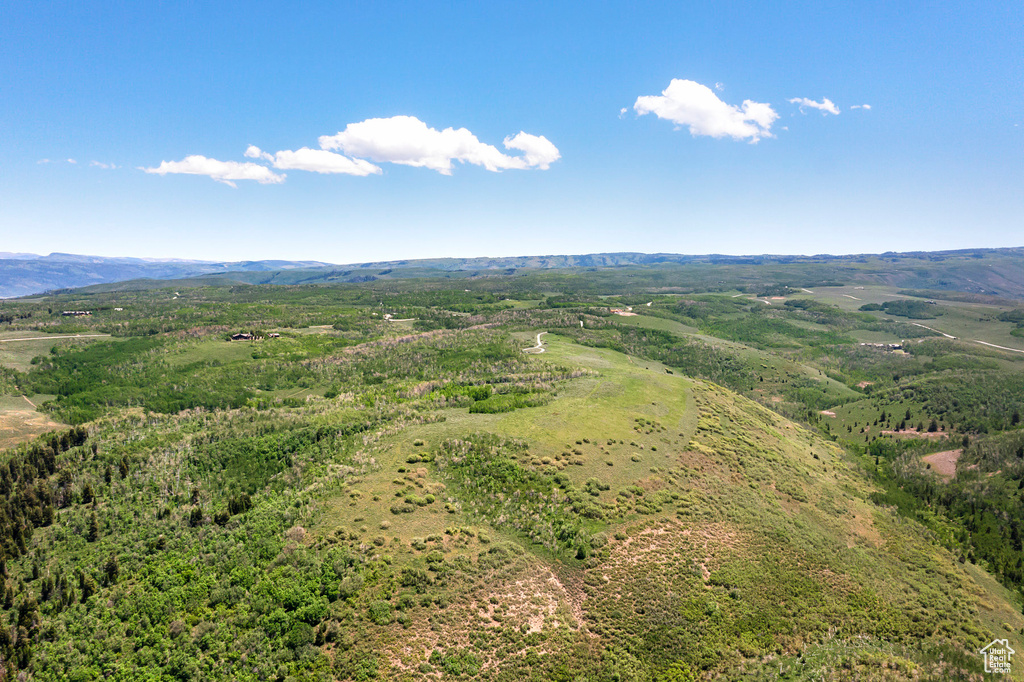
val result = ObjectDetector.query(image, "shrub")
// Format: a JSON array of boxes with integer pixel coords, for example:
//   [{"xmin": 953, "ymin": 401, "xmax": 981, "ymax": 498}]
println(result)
[{"xmin": 367, "ymin": 600, "xmax": 392, "ymax": 625}]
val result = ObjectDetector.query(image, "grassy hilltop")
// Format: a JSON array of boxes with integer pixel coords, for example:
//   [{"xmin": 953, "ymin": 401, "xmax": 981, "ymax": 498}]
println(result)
[{"xmin": 0, "ymin": 254, "xmax": 1022, "ymax": 680}]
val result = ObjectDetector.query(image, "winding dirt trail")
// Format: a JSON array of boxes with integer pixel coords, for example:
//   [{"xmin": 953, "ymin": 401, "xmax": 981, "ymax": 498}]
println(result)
[
  {"xmin": 908, "ymin": 323, "xmax": 1024, "ymax": 354},
  {"xmin": 523, "ymin": 332, "xmax": 547, "ymax": 353},
  {"xmin": 972, "ymin": 339, "xmax": 1024, "ymax": 354},
  {"xmin": 910, "ymin": 323, "xmax": 955, "ymax": 339}
]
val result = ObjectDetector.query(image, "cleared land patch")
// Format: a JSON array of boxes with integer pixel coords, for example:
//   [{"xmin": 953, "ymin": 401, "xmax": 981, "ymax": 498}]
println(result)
[
  {"xmin": 922, "ymin": 448, "xmax": 962, "ymax": 480},
  {"xmin": 0, "ymin": 331, "xmax": 113, "ymax": 372},
  {"xmin": 0, "ymin": 394, "xmax": 63, "ymax": 450}
]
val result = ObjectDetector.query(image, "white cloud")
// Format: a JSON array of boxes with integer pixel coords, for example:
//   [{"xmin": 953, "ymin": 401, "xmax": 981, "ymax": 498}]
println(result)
[
  {"xmin": 319, "ymin": 115, "xmax": 558, "ymax": 174},
  {"xmin": 714, "ymin": 82, "xmax": 724, "ymax": 92},
  {"xmin": 850, "ymin": 104, "xmax": 872, "ymax": 110},
  {"xmin": 244, "ymin": 145, "xmax": 274, "ymax": 162},
  {"xmin": 271, "ymin": 148, "xmax": 381, "ymax": 176},
  {"xmin": 789, "ymin": 97, "xmax": 840, "ymax": 115},
  {"xmin": 633, "ymin": 79, "xmax": 778, "ymax": 142},
  {"xmin": 503, "ymin": 132, "xmax": 560, "ymax": 170},
  {"xmin": 67, "ymin": 158, "xmax": 77, "ymax": 164},
  {"xmin": 619, "ymin": 107, "xmax": 627, "ymax": 118},
  {"xmin": 142, "ymin": 155, "xmax": 285, "ymax": 187},
  {"xmin": 37, "ymin": 159, "xmax": 51, "ymax": 164},
  {"xmin": 90, "ymin": 161, "xmax": 117, "ymax": 170},
  {"xmin": 145, "ymin": 117, "xmax": 558, "ymax": 186}
]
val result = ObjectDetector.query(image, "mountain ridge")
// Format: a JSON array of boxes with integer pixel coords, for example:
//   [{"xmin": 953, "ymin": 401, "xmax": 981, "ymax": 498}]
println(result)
[{"xmin": 2, "ymin": 246, "xmax": 1023, "ymax": 299}]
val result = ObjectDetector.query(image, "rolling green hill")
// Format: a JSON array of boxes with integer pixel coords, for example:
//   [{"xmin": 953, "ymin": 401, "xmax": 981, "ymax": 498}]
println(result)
[{"xmin": 0, "ymin": 259, "xmax": 1022, "ymax": 679}]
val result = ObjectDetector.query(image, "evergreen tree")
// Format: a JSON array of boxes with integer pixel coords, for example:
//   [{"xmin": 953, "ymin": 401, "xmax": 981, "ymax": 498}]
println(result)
[{"xmin": 103, "ymin": 554, "xmax": 119, "ymax": 585}]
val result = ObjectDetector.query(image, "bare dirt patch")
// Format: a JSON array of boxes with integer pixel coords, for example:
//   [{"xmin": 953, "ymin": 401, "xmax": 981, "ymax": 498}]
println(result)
[
  {"xmin": 0, "ymin": 408, "xmax": 63, "ymax": 451},
  {"xmin": 819, "ymin": 410, "xmax": 836, "ymax": 417},
  {"xmin": 922, "ymin": 449, "xmax": 962, "ymax": 481},
  {"xmin": 880, "ymin": 428, "xmax": 947, "ymax": 439},
  {"xmin": 381, "ymin": 559, "xmax": 585, "ymax": 674},
  {"xmin": 856, "ymin": 381, "xmax": 873, "ymax": 389}
]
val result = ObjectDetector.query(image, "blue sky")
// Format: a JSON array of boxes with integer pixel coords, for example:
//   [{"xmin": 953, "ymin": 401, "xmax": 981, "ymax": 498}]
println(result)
[{"xmin": 1, "ymin": 1, "xmax": 1021, "ymax": 262}]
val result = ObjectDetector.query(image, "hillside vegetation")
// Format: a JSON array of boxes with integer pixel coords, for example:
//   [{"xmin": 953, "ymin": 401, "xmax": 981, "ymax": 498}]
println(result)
[{"xmin": 0, "ymin": 256, "xmax": 1022, "ymax": 680}]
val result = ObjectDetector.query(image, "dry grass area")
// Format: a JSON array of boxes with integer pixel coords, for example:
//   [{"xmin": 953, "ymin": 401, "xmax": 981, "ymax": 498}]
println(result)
[
  {"xmin": 0, "ymin": 396, "xmax": 62, "ymax": 450},
  {"xmin": 381, "ymin": 553, "xmax": 584, "ymax": 675},
  {"xmin": 879, "ymin": 428, "xmax": 947, "ymax": 439},
  {"xmin": 922, "ymin": 448, "xmax": 962, "ymax": 480}
]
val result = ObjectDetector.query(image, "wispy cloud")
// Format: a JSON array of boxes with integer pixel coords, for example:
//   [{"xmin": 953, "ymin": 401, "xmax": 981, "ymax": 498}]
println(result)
[
  {"xmin": 271, "ymin": 148, "xmax": 381, "ymax": 176},
  {"xmin": 141, "ymin": 155, "xmax": 285, "ymax": 188},
  {"xmin": 633, "ymin": 79, "xmax": 777, "ymax": 142},
  {"xmin": 789, "ymin": 97, "xmax": 840, "ymax": 115},
  {"xmin": 90, "ymin": 161, "xmax": 118, "ymax": 169},
  {"xmin": 245, "ymin": 144, "xmax": 380, "ymax": 176},
  {"xmin": 66, "ymin": 158, "xmax": 77, "ymax": 164},
  {"xmin": 319, "ymin": 116, "xmax": 559, "ymax": 174},
  {"xmin": 37, "ymin": 159, "xmax": 51, "ymax": 164},
  {"xmin": 850, "ymin": 104, "xmax": 872, "ymax": 110}
]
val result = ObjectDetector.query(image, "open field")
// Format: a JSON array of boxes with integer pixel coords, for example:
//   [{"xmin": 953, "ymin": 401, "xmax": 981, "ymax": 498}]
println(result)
[
  {"xmin": 787, "ymin": 285, "xmax": 1024, "ymax": 352},
  {"xmin": 0, "ymin": 393, "xmax": 62, "ymax": 450},
  {"xmin": 922, "ymin": 448, "xmax": 961, "ymax": 480},
  {"xmin": 0, "ymin": 331, "xmax": 113, "ymax": 372}
]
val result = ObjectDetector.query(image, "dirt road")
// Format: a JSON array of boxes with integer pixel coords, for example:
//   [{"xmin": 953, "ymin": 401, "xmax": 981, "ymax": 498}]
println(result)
[{"xmin": 523, "ymin": 332, "xmax": 547, "ymax": 353}]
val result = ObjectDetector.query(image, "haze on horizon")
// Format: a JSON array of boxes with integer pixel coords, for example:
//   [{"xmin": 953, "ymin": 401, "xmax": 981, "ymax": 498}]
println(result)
[{"xmin": 2, "ymin": 2, "xmax": 1022, "ymax": 263}]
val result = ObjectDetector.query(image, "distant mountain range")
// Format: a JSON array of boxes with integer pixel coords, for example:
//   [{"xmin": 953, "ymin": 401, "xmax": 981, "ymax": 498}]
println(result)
[
  {"xmin": 0, "ymin": 253, "xmax": 332, "ymax": 298},
  {"xmin": 2, "ymin": 247, "xmax": 1023, "ymax": 299}
]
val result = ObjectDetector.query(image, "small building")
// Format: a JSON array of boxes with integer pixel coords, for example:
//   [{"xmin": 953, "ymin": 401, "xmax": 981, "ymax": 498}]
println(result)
[
  {"xmin": 231, "ymin": 332, "xmax": 254, "ymax": 341},
  {"xmin": 268, "ymin": 333, "xmax": 281, "ymax": 338}
]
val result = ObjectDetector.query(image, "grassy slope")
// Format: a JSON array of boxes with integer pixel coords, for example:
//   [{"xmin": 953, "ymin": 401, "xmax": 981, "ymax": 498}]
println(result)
[
  {"xmin": 612, "ymin": 313, "xmax": 863, "ymax": 405},
  {"xmin": 314, "ymin": 334, "xmax": 1023, "ymax": 680}
]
